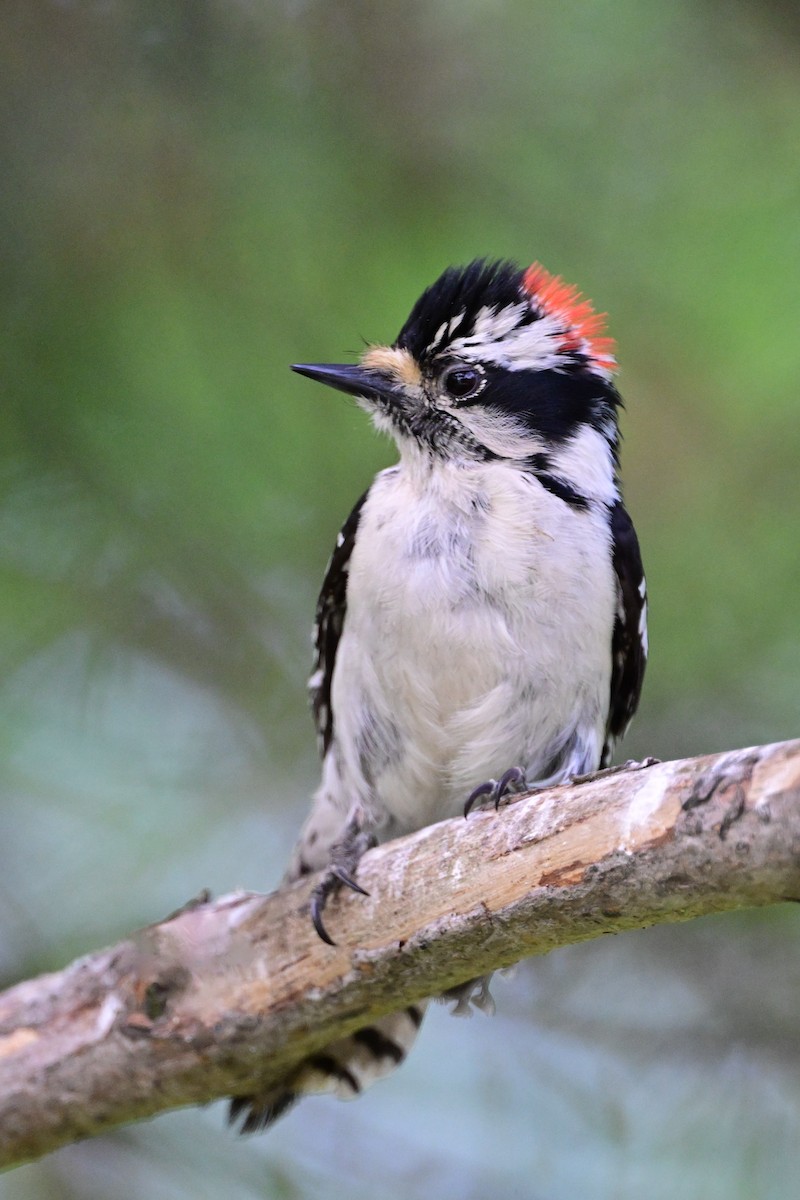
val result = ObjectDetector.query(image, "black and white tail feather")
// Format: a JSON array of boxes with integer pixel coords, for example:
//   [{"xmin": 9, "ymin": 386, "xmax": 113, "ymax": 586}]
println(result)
[{"xmin": 230, "ymin": 258, "xmax": 647, "ymax": 1131}]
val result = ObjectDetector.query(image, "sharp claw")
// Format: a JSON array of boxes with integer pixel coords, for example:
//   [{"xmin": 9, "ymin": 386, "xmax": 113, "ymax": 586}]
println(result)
[
  {"xmin": 310, "ymin": 891, "xmax": 337, "ymax": 946},
  {"xmin": 309, "ymin": 861, "xmax": 369, "ymax": 945},
  {"xmin": 464, "ymin": 780, "xmax": 496, "ymax": 818},
  {"xmin": 465, "ymin": 766, "xmax": 529, "ymax": 816},
  {"xmin": 331, "ymin": 867, "xmax": 370, "ymax": 896},
  {"xmin": 307, "ymin": 814, "xmax": 375, "ymax": 943},
  {"xmin": 495, "ymin": 766, "xmax": 527, "ymax": 808}
]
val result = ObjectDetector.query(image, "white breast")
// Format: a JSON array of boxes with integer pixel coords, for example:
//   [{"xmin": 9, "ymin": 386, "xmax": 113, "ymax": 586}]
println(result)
[{"xmin": 328, "ymin": 458, "xmax": 616, "ymax": 837}]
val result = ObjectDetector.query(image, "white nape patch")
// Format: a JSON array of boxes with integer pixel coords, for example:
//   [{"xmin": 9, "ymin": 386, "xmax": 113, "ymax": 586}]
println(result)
[
  {"xmin": 547, "ymin": 425, "xmax": 618, "ymax": 504},
  {"xmin": 467, "ymin": 302, "xmax": 529, "ymax": 344},
  {"xmin": 619, "ymin": 768, "xmax": 667, "ymax": 851},
  {"xmin": 449, "ymin": 304, "xmax": 614, "ymax": 379},
  {"xmin": 449, "ymin": 304, "xmax": 557, "ymax": 370}
]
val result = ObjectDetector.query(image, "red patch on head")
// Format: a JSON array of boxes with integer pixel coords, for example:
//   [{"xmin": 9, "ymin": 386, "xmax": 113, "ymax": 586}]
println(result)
[{"xmin": 522, "ymin": 262, "xmax": 616, "ymax": 372}]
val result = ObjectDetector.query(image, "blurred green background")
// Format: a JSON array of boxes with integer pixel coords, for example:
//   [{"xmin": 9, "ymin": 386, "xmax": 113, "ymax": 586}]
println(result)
[{"xmin": 2, "ymin": 2, "xmax": 799, "ymax": 1197}]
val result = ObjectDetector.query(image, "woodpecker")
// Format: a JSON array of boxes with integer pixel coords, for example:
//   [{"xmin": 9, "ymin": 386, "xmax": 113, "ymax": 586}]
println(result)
[{"xmin": 230, "ymin": 258, "xmax": 647, "ymax": 1131}]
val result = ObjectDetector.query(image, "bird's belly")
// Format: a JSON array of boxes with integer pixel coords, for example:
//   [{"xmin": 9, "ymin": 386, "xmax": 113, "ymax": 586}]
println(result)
[{"xmin": 331, "ymin": 486, "xmax": 615, "ymax": 835}]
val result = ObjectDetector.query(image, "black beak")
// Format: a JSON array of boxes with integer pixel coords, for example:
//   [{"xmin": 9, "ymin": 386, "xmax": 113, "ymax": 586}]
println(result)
[{"xmin": 291, "ymin": 363, "xmax": 395, "ymax": 402}]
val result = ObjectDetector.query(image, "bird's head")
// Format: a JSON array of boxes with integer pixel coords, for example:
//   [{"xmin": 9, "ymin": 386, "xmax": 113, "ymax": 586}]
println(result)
[{"xmin": 293, "ymin": 259, "xmax": 622, "ymax": 482}]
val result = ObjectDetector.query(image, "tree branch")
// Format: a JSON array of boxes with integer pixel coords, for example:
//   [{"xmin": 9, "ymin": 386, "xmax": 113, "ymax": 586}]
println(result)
[{"xmin": 2, "ymin": 739, "xmax": 800, "ymax": 1167}]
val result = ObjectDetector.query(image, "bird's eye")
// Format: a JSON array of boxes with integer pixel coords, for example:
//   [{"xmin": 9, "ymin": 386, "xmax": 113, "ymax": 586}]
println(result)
[{"xmin": 441, "ymin": 363, "xmax": 484, "ymax": 401}]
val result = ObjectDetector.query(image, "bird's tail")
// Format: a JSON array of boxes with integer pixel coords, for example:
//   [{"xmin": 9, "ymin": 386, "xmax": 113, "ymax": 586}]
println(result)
[{"xmin": 229, "ymin": 1002, "xmax": 427, "ymax": 1133}]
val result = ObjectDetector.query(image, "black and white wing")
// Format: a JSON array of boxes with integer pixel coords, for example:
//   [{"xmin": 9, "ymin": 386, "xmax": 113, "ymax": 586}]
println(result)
[
  {"xmin": 603, "ymin": 500, "xmax": 648, "ymax": 765},
  {"xmin": 309, "ymin": 490, "xmax": 369, "ymax": 757}
]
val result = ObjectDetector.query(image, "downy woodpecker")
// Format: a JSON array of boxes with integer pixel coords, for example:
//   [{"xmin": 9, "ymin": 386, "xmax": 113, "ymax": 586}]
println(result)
[{"xmin": 231, "ymin": 258, "xmax": 647, "ymax": 1130}]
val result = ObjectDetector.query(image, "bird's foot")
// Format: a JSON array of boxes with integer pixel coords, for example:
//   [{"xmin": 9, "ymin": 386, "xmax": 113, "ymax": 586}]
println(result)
[
  {"xmin": 464, "ymin": 766, "xmax": 529, "ymax": 818},
  {"xmin": 310, "ymin": 816, "xmax": 376, "ymax": 946},
  {"xmin": 441, "ymin": 974, "xmax": 496, "ymax": 1017}
]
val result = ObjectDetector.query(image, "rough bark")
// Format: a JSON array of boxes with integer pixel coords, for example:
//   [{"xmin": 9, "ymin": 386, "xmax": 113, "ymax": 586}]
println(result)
[{"xmin": 2, "ymin": 739, "xmax": 800, "ymax": 1168}]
